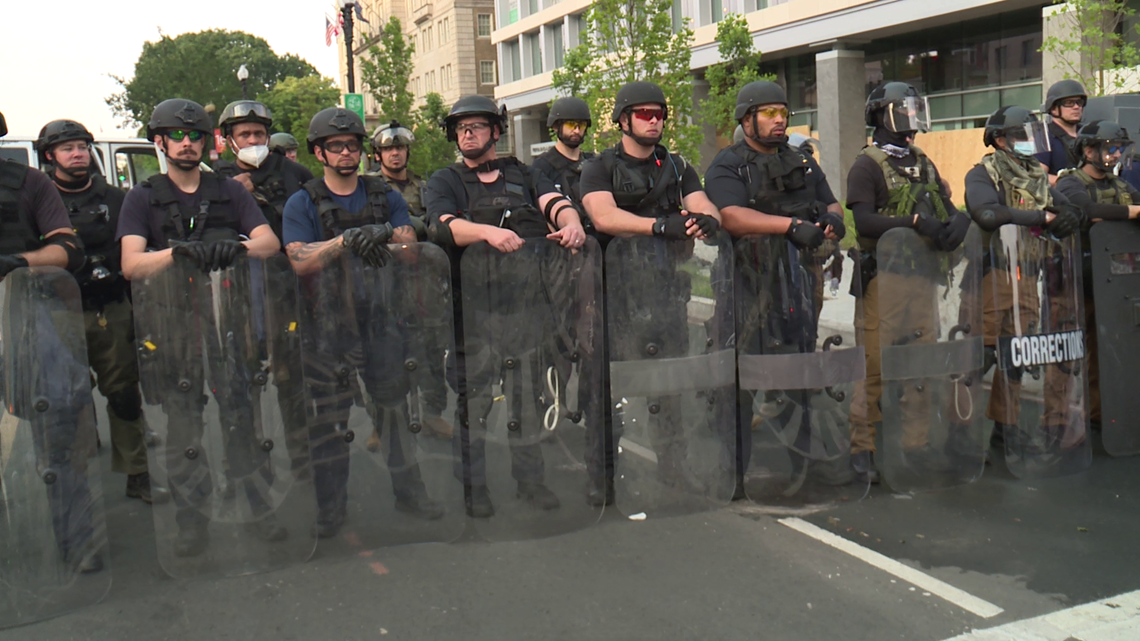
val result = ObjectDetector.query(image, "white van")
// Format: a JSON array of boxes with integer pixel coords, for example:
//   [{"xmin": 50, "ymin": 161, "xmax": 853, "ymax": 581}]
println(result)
[{"xmin": 0, "ymin": 136, "xmax": 166, "ymax": 189}]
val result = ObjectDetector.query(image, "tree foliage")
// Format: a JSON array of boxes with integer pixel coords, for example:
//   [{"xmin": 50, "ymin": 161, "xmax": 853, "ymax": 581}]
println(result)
[
  {"xmin": 701, "ymin": 14, "xmax": 773, "ymax": 139},
  {"xmin": 1041, "ymin": 0, "xmax": 1140, "ymax": 96},
  {"xmin": 260, "ymin": 75, "xmax": 341, "ymax": 175},
  {"xmin": 360, "ymin": 17, "xmax": 416, "ymax": 126},
  {"xmin": 410, "ymin": 93, "xmax": 457, "ymax": 178},
  {"xmin": 551, "ymin": 0, "xmax": 700, "ymax": 162},
  {"xmin": 107, "ymin": 29, "xmax": 317, "ymax": 130}
]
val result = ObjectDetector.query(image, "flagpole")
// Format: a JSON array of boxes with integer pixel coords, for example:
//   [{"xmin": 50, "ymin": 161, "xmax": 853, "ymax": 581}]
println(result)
[{"xmin": 338, "ymin": 0, "xmax": 356, "ymax": 94}]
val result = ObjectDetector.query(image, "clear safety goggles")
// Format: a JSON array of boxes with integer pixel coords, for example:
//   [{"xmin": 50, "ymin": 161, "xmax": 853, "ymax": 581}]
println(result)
[
  {"xmin": 227, "ymin": 102, "xmax": 272, "ymax": 121},
  {"xmin": 375, "ymin": 126, "xmax": 415, "ymax": 147},
  {"xmin": 1004, "ymin": 120, "xmax": 1051, "ymax": 156},
  {"xmin": 883, "ymin": 96, "xmax": 931, "ymax": 134}
]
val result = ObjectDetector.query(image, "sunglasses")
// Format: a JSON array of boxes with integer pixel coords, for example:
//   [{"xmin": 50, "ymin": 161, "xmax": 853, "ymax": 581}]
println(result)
[
  {"xmin": 1059, "ymin": 99, "xmax": 1085, "ymax": 109},
  {"xmin": 751, "ymin": 106, "xmax": 789, "ymax": 119},
  {"xmin": 457, "ymin": 122, "xmax": 492, "ymax": 136},
  {"xmin": 561, "ymin": 120, "xmax": 589, "ymax": 131},
  {"xmin": 323, "ymin": 139, "xmax": 363, "ymax": 154},
  {"xmin": 166, "ymin": 130, "xmax": 204, "ymax": 142},
  {"xmin": 1106, "ymin": 143, "xmax": 1129, "ymax": 155},
  {"xmin": 631, "ymin": 108, "xmax": 666, "ymax": 123}
]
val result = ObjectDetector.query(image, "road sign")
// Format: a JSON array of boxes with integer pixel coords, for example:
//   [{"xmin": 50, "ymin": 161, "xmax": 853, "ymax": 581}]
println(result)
[{"xmin": 344, "ymin": 93, "xmax": 365, "ymax": 123}]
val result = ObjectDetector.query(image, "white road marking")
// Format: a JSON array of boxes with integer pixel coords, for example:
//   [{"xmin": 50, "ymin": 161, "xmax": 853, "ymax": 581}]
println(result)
[
  {"xmin": 779, "ymin": 516, "xmax": 1004, "ymax": 619},
  {"xmin": 942, "ymin": 589, "xmax": 1140, "ymax": 640}
]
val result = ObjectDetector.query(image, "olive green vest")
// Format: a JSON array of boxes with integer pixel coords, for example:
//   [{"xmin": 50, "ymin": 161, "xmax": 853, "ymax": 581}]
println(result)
[{"xmin": 856, "ymin": 145, "xmax": 946, "ymax": 251}]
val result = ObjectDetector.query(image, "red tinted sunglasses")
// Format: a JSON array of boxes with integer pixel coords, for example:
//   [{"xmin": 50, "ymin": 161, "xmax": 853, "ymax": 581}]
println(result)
[{"xmin": 631, "ymin": 107, "xmax": 667, "ymax": 122}]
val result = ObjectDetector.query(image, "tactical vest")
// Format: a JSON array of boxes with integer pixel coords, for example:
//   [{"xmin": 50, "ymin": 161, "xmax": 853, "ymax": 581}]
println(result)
[
  {"xmin": 443, "ymin": 159, "xmax": 549, "ymax": 238},
  {"xmin": 303, "ymin": 175, "xmax": 391, "ymax": 241},
  {"xmin": 539, "ymin": 148, "xmax": 594, "ymax": 204},
  {"xmin": 857, "ymin": 145, "xmax": 946, "ymax": 251},
  {"xmin": 393, "ymin": 173, "xmax": 426, "ymax": 218},
  {"xmin": 215, "ymin": 154, "xmax": 300, "ymax": 240},
  {"xmin": 598, "ymin": 144, "xmax": 686, "ymax": 218},
  {"xmin": 0, "ymin": 161, "xmax": 43, "ymax": 255},
  {"xmin": 729, "ymin": 141, "xmax": 818, "ymax": 219},
  {"xmin": 1067, "ymin": 168, "xmax": 1134, "ymax": 206},
  {"xmin": 1049, "ymin": 121, "xmax": 1081, "ymax": 169},
  {"xmin": 61, "ymin": 177, "xmax": 119, "ymax": 258},
  {"xmin": 143, "ymin": 173, "xmax": 242, "ymax": 248}
]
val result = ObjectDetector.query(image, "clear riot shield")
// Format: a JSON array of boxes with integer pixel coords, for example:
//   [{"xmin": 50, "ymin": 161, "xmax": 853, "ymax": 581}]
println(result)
[
  {"xmin": 877, "ymin": 226, "xmax": 986, "ymax": 492},
  {"xmin": 735, "ymin": 236, "xmax": 867, "ymax": 505},
  {"xmin": 1090, "ymin": 222, "xmax": 1140, "ymax": 456},
  {"xmin": 458, "ymin": 238, "xmax": 604, "ymax": 540},
  {"xmin": 0, "ymin": 267, "xmax": 110, "ymax": 628},
  {"xmin": 988, "ymin": 227, "xmax": 1092, "ymax": 478},
  {"xmin": 606, "ymin": 234, "xmax": 736, "ymax": 517},
  {"xmin": 297, "ymin": 243, "xmax": 464, "ymax": 551},
  {"xmin": 132, "ymin": 253, "xmax": 317, "ymax": 578}
]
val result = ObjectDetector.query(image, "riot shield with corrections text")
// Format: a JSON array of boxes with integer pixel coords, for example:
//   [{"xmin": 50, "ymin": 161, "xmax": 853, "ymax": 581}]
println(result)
[
  {"xmin": 735, "ymin": 236, "xmax": 868, "ymax": 505},
  {"xmin": 0, "ymin": 267, "xmax": 111, "ymax": 629},
  {"xmin": 459, "ymin": 237, "xmax": 604, "ymax": 540},
  {"xmin": 988, "ymin": 227, "xmax": 1091, "ymax": 478},
  {"xmin": 297, "ymin": 243, "xmax": 464, "ymax": 552},
  {"xmin": 606, "ymin": 234, "xmax": 736, "ymax": 517},
  {"xmin": 877, "ymin": 226, "xmax": 986, "ymax": 492},
  {"xmin": 1090, "ymin": 222, "xmax": 1140, "ymax": 456},
  {"xmin": 133, "ymin": 253, "xmax": 317, "ymax": 578}
]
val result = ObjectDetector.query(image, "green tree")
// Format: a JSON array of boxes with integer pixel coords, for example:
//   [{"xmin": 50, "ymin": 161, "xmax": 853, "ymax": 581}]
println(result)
[
  {"xmin": 360, "ymin": 17, "xmax": 416, "ymax": 126},
  {"xmin": 1041, "ymin": 0, "xmax": 1140, "ymax": 96},
  {"xmin": 410, "ymin": 93, "xmax": 456, "ymax": 178},
  {"xmin": 551, "ymin": 0, "xmax": 700, "ymax": 162},
  {"xmin": 107, "ymin": 29, "xmax": 318, "ymax": 130},
  {"xmin": 260, "ymin": 75, "xmax": 341, "ymax": 175},
  {"xmin": 700, "ymin": 13, "xmax": 773, "ymax": 139}
]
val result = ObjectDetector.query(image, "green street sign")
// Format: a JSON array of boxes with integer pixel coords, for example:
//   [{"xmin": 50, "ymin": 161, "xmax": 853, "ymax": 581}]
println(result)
[{"xmin": 344, "ymin": 93, "xmax": 365, "ymax": 122}]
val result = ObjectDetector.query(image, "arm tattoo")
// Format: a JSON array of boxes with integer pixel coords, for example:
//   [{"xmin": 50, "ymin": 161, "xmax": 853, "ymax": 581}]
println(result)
[{"xmin": 286, "ymin": 241, "xmax": 339, "ymax": 267}]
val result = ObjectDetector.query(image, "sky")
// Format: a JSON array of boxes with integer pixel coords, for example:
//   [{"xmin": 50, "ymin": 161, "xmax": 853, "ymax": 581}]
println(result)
[{"xmin": 2, "ymin": 1, "xmax": 344, "ymax": 138}]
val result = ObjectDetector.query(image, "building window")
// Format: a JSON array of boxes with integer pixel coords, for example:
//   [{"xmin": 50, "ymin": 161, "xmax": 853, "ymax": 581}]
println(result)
[
  {"xmin": 425, "ymin": 25, "xmax": 433, "ymax": 51},
  {"xmin": 481, "ymin": 60, "xmax": 497, "ymax": 84},
  {"xmin": 551, "ymin": 22, "xmax": 564, "ymax": 68},
  {"xmin": 478, "ymin": 14, "xmax": 493, "ymax": 37}
]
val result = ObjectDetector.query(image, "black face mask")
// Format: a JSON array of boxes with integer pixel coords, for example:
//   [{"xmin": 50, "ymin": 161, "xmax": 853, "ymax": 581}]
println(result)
[{"xmin": 873, "ymin": 127, "xmax": 912, "ymax": 148}]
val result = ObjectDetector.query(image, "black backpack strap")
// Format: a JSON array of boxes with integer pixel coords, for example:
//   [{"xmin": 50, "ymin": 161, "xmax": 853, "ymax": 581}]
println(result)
[
  {"xmin": 145, "ymin": 174, "xmax": 190, "ymax": 240},
  {"xmin": 360, "ymin": 175, "xmax": 392, "ymax": 224},
  {"xmin": 303, "ymin": 177, "xmax": 344, "ymax": 238}
]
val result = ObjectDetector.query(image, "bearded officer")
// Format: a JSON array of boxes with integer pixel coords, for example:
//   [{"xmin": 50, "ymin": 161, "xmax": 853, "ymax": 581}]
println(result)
[{"xmin": 532, "ymin": 97, "xmax": 595, "ymax": 213}]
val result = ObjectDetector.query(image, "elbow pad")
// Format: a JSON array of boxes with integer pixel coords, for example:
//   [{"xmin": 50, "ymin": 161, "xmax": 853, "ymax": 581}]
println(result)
[
  {"xmin": 427, "ymin": 216, "xmax": 456, "ymax": 247},
  {"xmin": 972, "ymin": 208, "xmax": 1011, "ymax": 232},
  {"xmin": 45, "ymin": 233, "xmax": 86, "ymax": 272}
]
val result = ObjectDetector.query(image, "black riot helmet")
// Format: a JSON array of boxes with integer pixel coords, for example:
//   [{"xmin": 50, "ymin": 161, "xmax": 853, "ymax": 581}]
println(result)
[
  {"xmin": 306, "ymin": 107, "xmax": 366, "ymax": 153},
  {"xmin": 1075, "ymin": 120, "xmax": 1134, "ymax": 171},
  {"xmin": 983, "ymin": 106, "xmax": 1050, "ymax": 159},
  {"xmin": 147, "ymin": 99, "xmax": 213, "ymax": 144},
  {"xmin": 443, "ymin": 95, "xmax": 506, "ymax": 143},
  {"xmin": 218, "ymin": 100, "xmax": 273, "ymax": 136},
  {"xmin": 0, "ymin": 112, "xmax": 7, "ymax": 138},
  {"xmin": 269, "ymin": 132, "xmax": 299, "ymax": 155},
  {"xmin": 864, "ymin": 82, "xmax": 926, "ymax": 130},
  {"xmin": 610, "ymin": 81, "xmax": 668, "ymax": 124},
  {"xmin": 734, "ymin": 81, "xmax": 787, "ymax": 121},
  {"xmin": 547, "ymin": 96, "xmax": 592, "ymax": 127},
  {"xmin": 35, "ymin": 119, "xmax": 94, "ymax": 164},
  {"xmin": 1044, "ymin": 79, "xmax": 1088, "ymax": 114}
]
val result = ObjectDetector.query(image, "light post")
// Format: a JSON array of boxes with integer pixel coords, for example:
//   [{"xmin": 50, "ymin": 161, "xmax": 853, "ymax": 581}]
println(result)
[
  {"xmin": 337, "ymin": 0, "xmax": 356, "ymax": 94},
  {"xmin": 237, "ymin": 64, "xmax": 249, "ymax": 100}
]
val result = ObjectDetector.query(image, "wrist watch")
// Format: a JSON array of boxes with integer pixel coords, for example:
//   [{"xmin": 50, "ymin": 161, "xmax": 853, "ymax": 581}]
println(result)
[{"xmin": 652, "ymin": 216, "xmax": 668, "ymax": 237}]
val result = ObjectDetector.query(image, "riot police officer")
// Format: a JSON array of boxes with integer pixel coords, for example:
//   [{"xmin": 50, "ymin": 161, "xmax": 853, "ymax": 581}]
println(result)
[
  {"xmin": 846, "ymin": 82, "xmax": 971, "ymax": 484},
  {"xmin": 580, "ymin": 81, "xmax": 725, "ymax": 505},
  {"xmin": 965, "ymin": 106, "xmax": 1082, "ymax": 463},
  {"xmin": 704, "ymin": 81, "xmax": 846, "ymax": 497},
  {"xmin": 282, "ymin": 107, "xmax": 441, "ymax": 537},
  {"xmin": 532, "ymin": 97, "xmax": 595, "ymax": 212},
  {"xmin": 0, "ymin": 111, "xmax": 97, "ymax": 574},
  {"xmin": 1037, "ymin": 80, "xmax": 1088, "ymax": 182},
  {"xmin": 424, "ymin": 94, "xmax": 586, "ymax": 518},
  {"xmin": 117, "ymin": 98, "xmax": 283, "ymax": 557},
  {"xmin": 35, "ymin": 118, "xmax": 153, "ymax": 503},
  {"xmin": 270, "ymin": 132, "xmax": 300, "ymax": 162},
  {"xmin": 364, "ymin": 120, "xmax": 453, "ymax": 445},
  {"xmin": 1054, "ymin": 120, "xmax": 1140, "ymax": 431}
]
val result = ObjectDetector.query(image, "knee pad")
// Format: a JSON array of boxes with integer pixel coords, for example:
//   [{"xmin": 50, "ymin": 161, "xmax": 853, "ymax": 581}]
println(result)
[{"xmin": 107, "ymin": 386, "xmax": 143, "ymax": 421}]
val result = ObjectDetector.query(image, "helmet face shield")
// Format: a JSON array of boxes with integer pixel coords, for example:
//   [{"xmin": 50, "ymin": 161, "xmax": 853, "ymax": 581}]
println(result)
[
  {"xmin": 1091, "ymin": 139, "xmax": 1135, "ymax": 171},
  {"xmin": 376, "ymin": 126, "xmax": 415, "ymax": 148},
  {"xmin": 1004, "ymin": 120, "xmax": 1051, "ymax": 157},
  {"xmin": 884, "ymin": 96, "xmax": 931, "ymax": 133}
]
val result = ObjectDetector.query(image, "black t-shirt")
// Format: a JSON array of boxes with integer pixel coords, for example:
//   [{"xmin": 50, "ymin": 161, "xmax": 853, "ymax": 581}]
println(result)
[
  {"xmin": 703, "ymin": 144, "xmax": 837, "ymax": 211},
  {"xmin": 1055, "ymin": 170, "xmax": 1139, "ymax": 222},
  {"xmin": 423, "ymin": 160, "xmax": 556, "ymax": 221},
  {"xmin": 579, "ymin": 146, "xmax": 703, "ymax": 217},
  {"xmin": 531, "ymin": 148, "xmax": 594, "ymax": 196},
  {"xmin": 116, "ymin": 176, "xmax": 270, "ymax": 249},
  {"xmin": 20, "ymin": 167, "xmax": 73, "ymax": 236},
  {"xmin": 846, "ymin": 150, "xmax": 956, "ymax": 239}
]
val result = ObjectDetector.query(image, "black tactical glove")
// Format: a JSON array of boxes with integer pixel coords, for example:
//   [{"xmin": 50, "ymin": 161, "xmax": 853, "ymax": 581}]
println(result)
[
  {"xmin": 786, "ymin": 218, "xmax": 825, "ymax": 250},
  {"xmin": 360, "ymin": 223, "xmax": 394, "ymax": 246},
  {"xmin": 1045, "ymin": 203, "xmax": 1082, "ymax": 239},
  {"xmin": 0, "ymin": 254, "xmax": 28, "ymax": 279},
  {"xmin": 913, "ymin": 214, "xmax": 946, "ymax": 243},
  {"xmin": 206, "ymin": 239, "xmax": 247, "ymax": 270},
  {"xmin": 652, "ymin": 215, "xmax": 691, "ymax": 241},
  {"xmin": 816, "ymin": 211, "xmax": 846, "ymax": 240},
  {"xmin": 170, "ymin": 241, "xmax": 212, "ymax": 272},
  {"xmin": 688, "ymin": 213, "xmax": 720, "ymax": 237},
  {"xmin": 940, "ymin": 212, "xmax": 972, "ymax": 252}
]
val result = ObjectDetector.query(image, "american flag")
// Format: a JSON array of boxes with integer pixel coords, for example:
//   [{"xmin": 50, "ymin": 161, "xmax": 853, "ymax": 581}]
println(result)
[{"xmin": 325, "ymin": 15, "xmax": 340, "ymax": 47}]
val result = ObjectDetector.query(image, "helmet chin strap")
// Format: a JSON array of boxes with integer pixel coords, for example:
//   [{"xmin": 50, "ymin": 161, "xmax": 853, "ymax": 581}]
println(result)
[
  {"xmin": 620, "ymin": 120, "xmax": 660, "ymax": 148},
  {"xmin": 55, "ymin": 162, "xmax": 89, "ymax": 180},
  {"xmin": 556, "ymin": 131, "xmax": 582, "ymax": 149},
  {"xmin": 166, "ymin": 154, "xmax": 200, "ymax": 171},
  {"xmin": 745, "ymin": 112, "xmax": 787, "ymax": 147},
  {"xmin": 460, "ymin": 136, "xmax": 497, "ymax": 160}
]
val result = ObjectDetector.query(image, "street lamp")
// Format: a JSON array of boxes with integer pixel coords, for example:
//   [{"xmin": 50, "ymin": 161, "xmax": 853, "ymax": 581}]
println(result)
[
  {"xmin": 337, "ymin": 0, "xmax": 357, "ymax": 94},
  {"xmin": 237, "ymin": 64, "xmax": 249, "ymax": 100}
]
